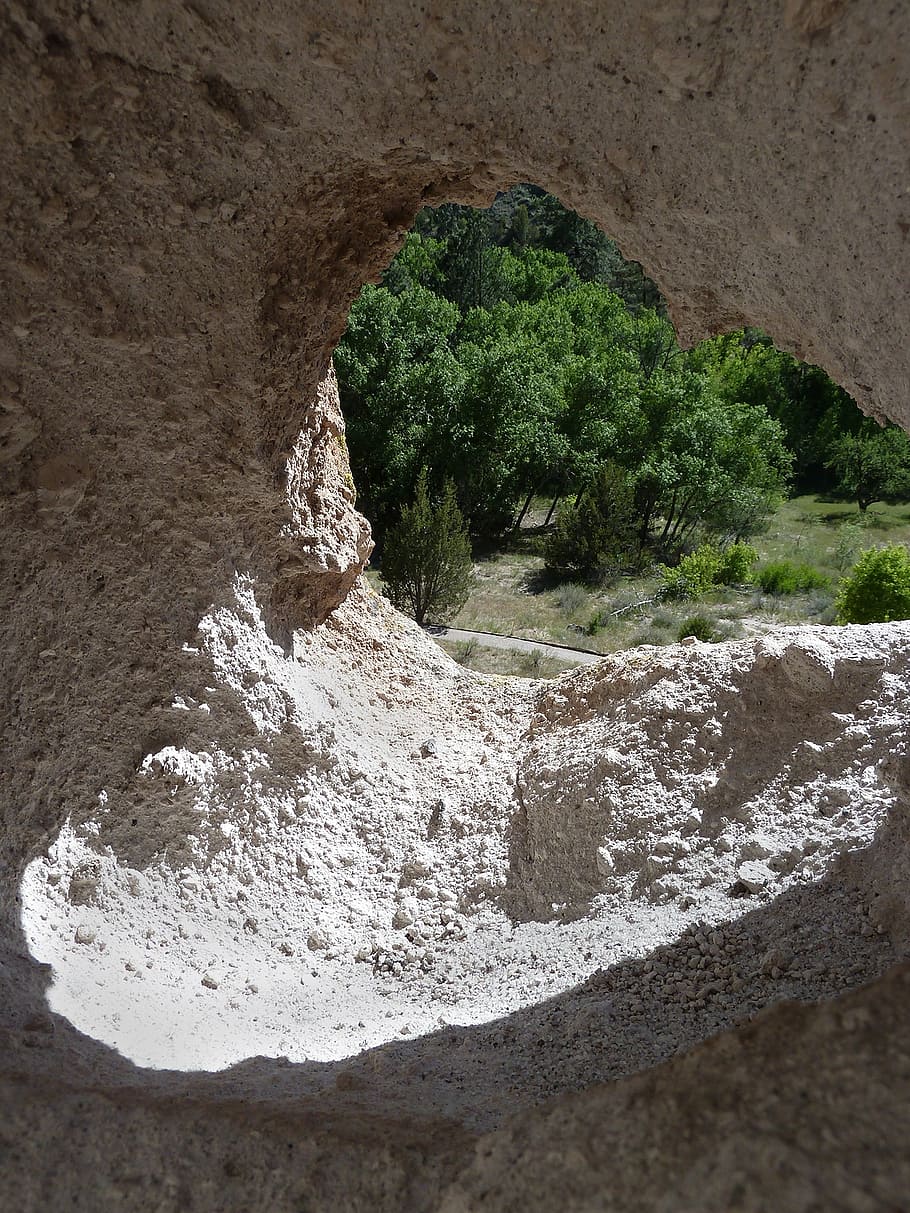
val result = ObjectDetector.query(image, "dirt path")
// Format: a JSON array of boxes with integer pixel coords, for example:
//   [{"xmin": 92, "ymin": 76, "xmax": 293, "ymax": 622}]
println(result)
[{"xmin": 426, "ymin": 624, "xmax": 604, "ymax": 665}]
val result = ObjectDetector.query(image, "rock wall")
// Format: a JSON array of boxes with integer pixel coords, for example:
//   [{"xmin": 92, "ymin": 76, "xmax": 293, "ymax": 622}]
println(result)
[{"xmin": 1, "ymin": 1, "xmax": 909, "ymax": 1209}]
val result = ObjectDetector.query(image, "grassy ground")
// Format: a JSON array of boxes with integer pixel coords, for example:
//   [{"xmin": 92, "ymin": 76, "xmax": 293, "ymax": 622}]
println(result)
[
  {"xmin": 367, "ymin": 495, "xmax": 910, "ymax": 676},
  {"xmin": 436, "ymin": 637, "xmax": 580, "ymax": 679}
]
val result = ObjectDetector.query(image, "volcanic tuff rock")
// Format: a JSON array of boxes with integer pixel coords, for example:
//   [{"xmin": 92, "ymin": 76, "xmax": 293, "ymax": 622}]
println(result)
[{"xmin": 1, "ymin": 2, "xmax": 909, "ymax": 1210}]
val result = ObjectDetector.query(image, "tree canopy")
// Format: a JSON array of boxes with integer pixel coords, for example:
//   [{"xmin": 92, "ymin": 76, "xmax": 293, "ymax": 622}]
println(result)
[{"xmin": 335, "ymin": 185, "xmax": 897, "ymax": 565}]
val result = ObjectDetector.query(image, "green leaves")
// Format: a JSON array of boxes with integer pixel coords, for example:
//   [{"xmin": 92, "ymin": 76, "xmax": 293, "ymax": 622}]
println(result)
[
  {"xmin": 836, "ymin": 545, "xmax": 910, "ymax": 624},
  {"xmin": 380, "ymin": 470, "xmax": 474, "ymax": 625},
  {"xmin": 544, "ymin": 463, "xmax": 638, "ymax": 581},
  {"xmin": 335, "ymin": 188, "xmax": 866, "ymax": 564},
  {"xmin": 824, "ymin": 422, "xmax": 910, "ymax": 512}
]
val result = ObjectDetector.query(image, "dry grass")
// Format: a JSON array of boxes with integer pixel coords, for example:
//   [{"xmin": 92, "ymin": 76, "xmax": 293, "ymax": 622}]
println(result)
[
  {"xmin": 365, "ymin": 495, "xmax": 910, "ymax": 677},
  {"xmin": 436, "ymin": 637, "xmax": 581, "ymax": 679}
]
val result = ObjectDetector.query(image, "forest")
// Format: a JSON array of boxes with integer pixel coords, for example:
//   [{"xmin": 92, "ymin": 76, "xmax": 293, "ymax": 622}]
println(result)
[{"xmin": 336, "ymin": 184, "xmax": 910, "ymax": 578}]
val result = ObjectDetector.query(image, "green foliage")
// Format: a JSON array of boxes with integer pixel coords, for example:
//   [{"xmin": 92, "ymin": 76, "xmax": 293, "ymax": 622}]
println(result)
[
  {"xmin": 835, "ymin": 545, "xmax": 910, "ymax": 624},
  {"xmin": 835, "ymin": 520, "xmax": 865, "ymax": 571},
  {"xmin": 824, "ymin": 422, "xmax": 910, "ymax": 512},
  {"xmin": 677, "ymin": 615, "xmax": 718, "ymax": 642},
  {"xmin": 649, "ymin": 610, "xmax": 675, "ymax": 630},
  {"xmin": 586, "ymin": 608, "xmax": 610, "ymax": 636},
  {"xmin": 556, "ymin": 583, "xmax": 588, "ymax": 614},
  {"xmin": 661, "ymin": 541, "xmax": 758, "ymax": 600},
  {"xmin": 336, "ymin": 186, "xmax": 884, "ymax": 560},
  {"xmin": 380, "ymin": 470, "xmax": 474, "ymax": 625},
  {"xmin": 660, "ymin": 544, "xmax": 723, "ymax": 600},
  {"xmin": 755, "ymin": 560, "xmax": 829, "ymax": 595},
  {"xmin": 451, "ymin": 637, "xmax": 479, "ymax": 665},
  {"xmin": 519, "ymin": 649, "xmax": 544, "ymax": 677},
  {"xmin": 688, "ymin": 328, "xmax": 861, "ymax": 495},
  {"xmin": 545, "ymin": 463, "xmax": 638, "ymax": 581},
  {"xmin": 716, "ymin": 543, "xmax": 758, "ymax": 584}
]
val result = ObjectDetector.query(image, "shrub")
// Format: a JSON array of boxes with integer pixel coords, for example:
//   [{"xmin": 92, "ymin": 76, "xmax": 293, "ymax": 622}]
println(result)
[
  {"xmin": 381, "ymin": 469, "xmax": 474, "ymax": 624},
  {"xmin": 556, "ymin": 583, "xmax": 588, "ymax": 614},
  {"xmin": 649, "ymin": 610, "xmax": 675, "ymax": 631},
  {"xmin": 451, "ymin": 638, "xmax": 478, "ymax": 665},
  {"xmin": 677, "ymin": 614, "xmax": 717, "ymax": 642},
  {"xmin": 755, "ymin": 560, "xmax": 829, "ymax": 595},
  {"xmin": 586, "ymin": 609, "xmax": 609, "ymax": 636},
  {"xmin": 660, "ymin": 544, "xmax": 723, "ymax": 600},
  {"xmin": 716, "ymin": 542, "xmax": 758, "ymax": 585},
  {"xmin": 661, "ymin": 541, "xmax": 757, "ymax": 600},
  {"xmin": 545, "ymin": 463, "xmax": 637, "ymax": 581},
  {"xmin": 634, "ymin": 629, "xmax": 671, "ymax": 648},
  {"xmin": 519, "ymin": 649, "xmax": 543, "ymax": 677},
  {"xmin": 836, "ymin": 545, "xmax": 910, "ymax": 624},
  {"xmin": 835, "ymin": 520, "xmax": 865, "ymax": 571}
]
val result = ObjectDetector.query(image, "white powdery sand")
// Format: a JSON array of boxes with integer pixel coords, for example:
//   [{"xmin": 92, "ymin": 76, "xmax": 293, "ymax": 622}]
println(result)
[{"xmin": 20, "ymin": 579, "xmax": 909, "ymax": 1126}]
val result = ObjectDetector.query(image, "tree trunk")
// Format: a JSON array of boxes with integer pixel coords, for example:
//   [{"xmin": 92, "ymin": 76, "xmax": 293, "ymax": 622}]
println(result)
[
  {"xmin": 544, "ymin": 494, "xmax": 561, "ymax": 526},
  {"xmin": 512, "ymin": 486, "xmax": 538, "ymax": 534}
]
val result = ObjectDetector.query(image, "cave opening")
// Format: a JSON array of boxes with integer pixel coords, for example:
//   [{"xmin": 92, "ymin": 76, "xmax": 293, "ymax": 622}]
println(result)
[
  {"xmin": 16, "ymin": 190, "xmax": 908, "ymax": 1106},
  {"xmin": 2, "ymin": 0, "xmax": 909, "ymax": 1202},
  {"xmin": 334, "ymin": 185, "xmax": 910, "ymax": 679}
]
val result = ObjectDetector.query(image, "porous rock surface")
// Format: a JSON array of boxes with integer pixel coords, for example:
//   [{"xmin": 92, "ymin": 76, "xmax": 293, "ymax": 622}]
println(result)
[{"xmin": 1, "ymin": 2, "xmax": 910, "ymax": 1210}]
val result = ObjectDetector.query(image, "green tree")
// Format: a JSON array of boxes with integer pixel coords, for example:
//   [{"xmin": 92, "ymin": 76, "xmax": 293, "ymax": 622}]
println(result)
[
  {"xmin": 631, "ymin": 375, "xmax": 792, "ymax": 552},
  {"xmin": 836, "ymin": 545, "xmax": 910, "ymax": 624},
  {"xmin": 688, "ymin": 328, "xmax": 864, "ymax": 494},
  {"xmin": 545, "ymin": 463, "xmax": 638, "ymax": 580},
  {"xmin": 825, "ymin": 422, "xmax": 910, "ymax": 512},
  {"xmin": 380, "ymin": 470, "xmax": 474, "ymax": 624}
]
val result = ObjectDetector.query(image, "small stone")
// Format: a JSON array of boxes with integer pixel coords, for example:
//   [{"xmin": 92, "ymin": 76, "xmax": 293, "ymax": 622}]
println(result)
[
  {"xmin": 74, "ymin": 925, "xmax": 96, "ymax": 945},
  {"xmin": 307, "ymin": 929, "xmax": 329, "ymax": 951},
  {"xmin": 69, "ymin": 861, "xmax": 101, "ymax": 906},
  {"xmin": 734, "ymin": 860, "xmax": 773, "ymax": 894},
  {"xmin": 596, "ymin": 846, "xmax": 615, "ymax": 877},
  {"xmin": 760, "ymin": 947, "xmax": 793, "ymax": 976},
  {"xmin": 201, "ymin": 971, "xmax": 220, "ymax": 990}
]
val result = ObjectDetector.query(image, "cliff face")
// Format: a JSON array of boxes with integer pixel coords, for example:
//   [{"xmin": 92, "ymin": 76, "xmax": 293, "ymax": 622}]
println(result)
[{"xmin": 1, "ymin": 3, "xmax": 909, "ymax": 1209}]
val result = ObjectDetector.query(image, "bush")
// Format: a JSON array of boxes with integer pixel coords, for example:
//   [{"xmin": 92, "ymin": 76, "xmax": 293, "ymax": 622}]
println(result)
[
  {"xmin": 661, "ymin": 541, "xmax": 758, "ymax": 600},
  {"xmin": 381, "ymin": 469, "xmax": 474, "ymax": 624},
  {"xmin": 545, "ymin": 463, "xmax": 637, "ymax": 581},
  {"xmin": 519, "ymin": 649, "xmax": 543, "ymax": 677},
  {"xmin": 586, "ymin": 609, "xmax": 609, "ymax": 636},
  {"xmin": 633, "ymin": 629, "xmax": 670, "ymax": 648},
  {"xmin": 836, "ymin": 545, "xmax": 910, "ymax": 624},
  {"xmin": 556, "ymin": 583, "xmax": 588, "ymax": 614},
  {"xmin": 650, "ymin": 610, "xmax": 675, "ymax": 631},
  {"xmin": 755, "ymin": 560, "xmax": 829, "ymax": 595},
  {"xmin": 716, "ymin": 542, "xmax": 758, "ymax": 585},
  {"xmin": 660, "ymin": 544, "xmax": 723, "ymax": 600},
  {"xmin": 835, "ymin": 520, "xmax": 865, "ymax": 571},
  {"xmin": 451, "ymin": 638, "xmax": 478, "ymax": 665},
  {"xmin": 677, "ymin": 614, "xmax": 717, "ymax": 642}
]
